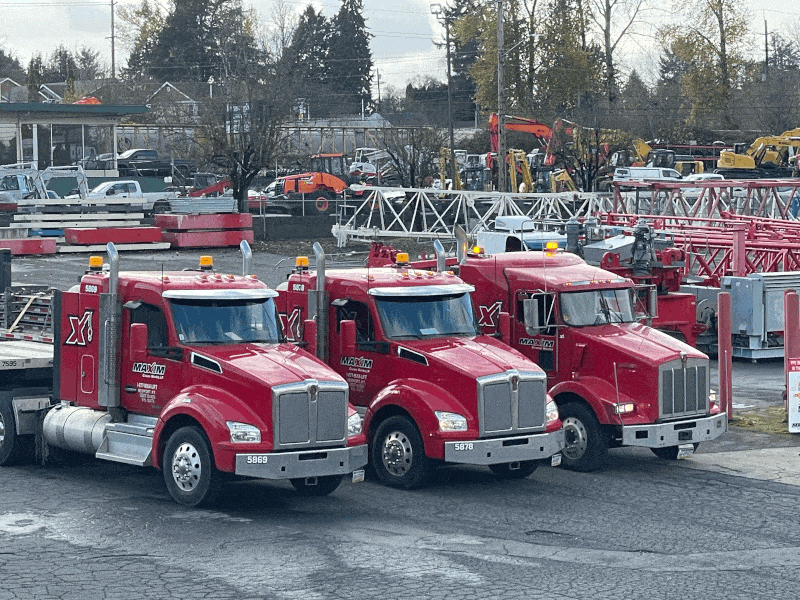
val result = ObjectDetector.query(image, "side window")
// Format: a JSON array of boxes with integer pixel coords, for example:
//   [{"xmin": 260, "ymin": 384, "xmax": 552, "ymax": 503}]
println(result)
[
  {"xmin": 130, "ymin": 303, "xmax": 169, "ymax": 349},
  {"xmin": 336, "ymin": 300, "xmax": 374, "ymax": 343},
  {"xmin": 127, "ymin": 183, "xmax": 138, "ymax": 193}
]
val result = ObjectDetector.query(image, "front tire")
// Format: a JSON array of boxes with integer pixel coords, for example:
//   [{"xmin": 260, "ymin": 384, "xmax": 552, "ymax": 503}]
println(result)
[
  {"xmin": 489, "ymin": 460, "xmax": 538, "ymax": 479},
  {"xmin": 559, "ymin": 403, "xmax": 607, "ymax": 472},
  {"xmin": 371, "ymin": 415, "xmax": 432, "ymax": 489},
  {"xmin": 0, "ymin": 397, "xmax": 30, "ymax": 466},
  {"xmin": 163, "ymin": 426, "xmax": 222, "ymax": 507},
  {"xmin": 651, "ymin": 443, "xmax": 699, "ymax": 460},
  {"xmin": 290, "ymin": 474, "xmax": 343, "ymax": 496}
]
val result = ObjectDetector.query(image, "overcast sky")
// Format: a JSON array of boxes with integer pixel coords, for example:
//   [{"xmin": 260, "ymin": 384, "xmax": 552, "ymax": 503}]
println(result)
[{"xmin": 0, "ymin": 0, "xmax": 797, "ymax": 94}]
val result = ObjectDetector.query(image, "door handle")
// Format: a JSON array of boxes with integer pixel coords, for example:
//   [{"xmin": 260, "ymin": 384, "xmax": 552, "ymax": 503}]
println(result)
[{"xmin": 124, "ymin": 386, "xmax": 137, "ymax": 393}]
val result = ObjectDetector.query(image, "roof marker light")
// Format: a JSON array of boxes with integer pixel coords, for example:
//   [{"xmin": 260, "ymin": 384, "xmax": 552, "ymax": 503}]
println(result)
[{"xmin": 88, "ymin": 256, "xmax": 103, "ymax": 271}]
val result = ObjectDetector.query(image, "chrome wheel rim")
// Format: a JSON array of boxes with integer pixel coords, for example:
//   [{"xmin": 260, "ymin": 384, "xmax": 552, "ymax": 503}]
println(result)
[
  {"xmin": 381, "ymin": 430, "xmax": 413, "ymax": 477},
  {"xmin": 171, "ymin": 442, "xmax": 202, "ymax": 492},
  {"xmin": 562, "ymin": 417, "xmax": 588, "ymax": 460},
  {"xmin": 0, "ymin": 413, "xmax": 5, "ymax": 446}
]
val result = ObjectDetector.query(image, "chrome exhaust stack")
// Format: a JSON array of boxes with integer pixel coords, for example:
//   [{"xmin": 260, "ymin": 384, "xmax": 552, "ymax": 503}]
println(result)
[
  {"xmin": 240, "ymin": 239, "xmax": 252, "ymax": 276},
  {"xmin": 433, "ymin": 239, "xmax": 446, "ymax": 272},
  {"xmin": 98, "ymin": 243, "xmax": 121, "ymax": 411},
  {"xmin": 311, "ymin": 242, "xmax": 329, "ymax": 362}
]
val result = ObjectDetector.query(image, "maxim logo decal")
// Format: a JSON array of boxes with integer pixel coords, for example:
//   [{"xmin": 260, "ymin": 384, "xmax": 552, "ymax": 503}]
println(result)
[
  {"xmin": 64, "ymin": 310, "xmax": 94, "ymax": 346},
  {"xmin": 133, "ymin": 362, "xmax": 166, "ymax": 378},
  {"xmin": 340, "ymin": 356, "xmax": 373, "ymax": 369},
  {"xmin": 478, "ymin": 301, "xmax": 502, "ymax": 327},
  {"xmin": 519, "ymin": 338, "xmax": 554, "ymax": 348}
]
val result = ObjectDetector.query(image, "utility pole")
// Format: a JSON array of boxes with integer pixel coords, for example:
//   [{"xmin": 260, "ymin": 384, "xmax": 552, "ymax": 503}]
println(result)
[
  {"xmin": 432, "ymin": 4, "xmax": 457, "ymax": 189},
  {"xmin": 764, "ymin": 19, "xmax": 769, "ymax": 81},
  {"xmin": 496, "ymin": 0, "xmax": 506, "ymax": 193},
  {"xmin": 110, "ymin": 0, "xmax": 116, "ymax": 79}
]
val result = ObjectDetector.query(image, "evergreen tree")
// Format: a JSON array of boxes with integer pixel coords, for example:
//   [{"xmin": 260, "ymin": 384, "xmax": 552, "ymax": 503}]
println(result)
[
  {"xmin": 534, "ymin": 0, "xmax": 604, "ymax": 120},
  {"xmin": 138, "ymin": 0, "xmax": 260, "ymax": 83},
  {"xmin": 0, "ymin": 47, "xmax": 25, "ymax": 83},
  {"xmin": 26, "ymin": 54, "xmax": 45, "ymax": 101},
  {"xmin": 329, "ymin": 0, "xmax": 373, "ymax": 116},
  {"xmin": 280, "ymin": 5, "xmax": 332, "ymax": 118},
  {"xmin": 120, "ymin": 0, "xmax": 166, "ymax": 81}
]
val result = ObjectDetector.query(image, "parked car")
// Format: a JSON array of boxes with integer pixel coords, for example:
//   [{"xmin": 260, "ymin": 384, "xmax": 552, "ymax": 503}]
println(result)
[{"xmin": 682, "ymin": 172, "xmax": 725, "ymax": 202}]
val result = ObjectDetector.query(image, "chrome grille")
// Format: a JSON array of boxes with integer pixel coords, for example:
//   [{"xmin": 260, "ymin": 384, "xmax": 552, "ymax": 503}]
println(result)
[
  {"xmin": 659, "ymin": 358, "xmax": 709, "ymax": 419},
  {"xmin": 477, "ymin": 370, "xmax": 547, "ymax": 437},
  {"xmin": 272, "ymin": 380, "xmax": 349, "ymax": 449}
]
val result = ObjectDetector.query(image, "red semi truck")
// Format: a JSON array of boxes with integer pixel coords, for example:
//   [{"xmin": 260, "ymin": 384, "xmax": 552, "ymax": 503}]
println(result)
[
  {"xmin": 0, "ymin": 243, "xmax": 367, "ymax": 506},
  {"xmin": 275, "ymin": 243, "xmax": 564, "ymax": 489},
  {"xmin": 368, "ymin": 240, "xmax": 727, "ymax": 472}
]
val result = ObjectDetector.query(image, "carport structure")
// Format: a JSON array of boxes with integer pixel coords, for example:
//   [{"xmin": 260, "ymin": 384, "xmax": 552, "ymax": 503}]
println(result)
[{"xmin": 0, "ymin": 102, "xmax": 148, "ymax": 169}]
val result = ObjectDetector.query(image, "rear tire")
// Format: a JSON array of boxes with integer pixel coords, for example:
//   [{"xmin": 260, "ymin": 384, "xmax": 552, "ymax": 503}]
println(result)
[
  {"xmin": 559, "ymin": 402, "xmax": 607, "ymax": 472},
  {"xmin": 488, "ymin": 460, "xmax": 538, "ymax": 479},
  {"xmin": 651, "ymin": 443, "xmax": 699, "ymax": 460},
  {"xmin": 371, "ymin": 415, "xmax": 432, "ymax": 489},
  {"xmin": 0, "ymin": 397, "xmax": 30, "ymax": 466},
  {"xmin": 290, "ymin": 474, "xmax": 343, "ymax": 496},
  {"xmin": 163, "ymin": 426, "xmax": 222, "ymax": 507}
]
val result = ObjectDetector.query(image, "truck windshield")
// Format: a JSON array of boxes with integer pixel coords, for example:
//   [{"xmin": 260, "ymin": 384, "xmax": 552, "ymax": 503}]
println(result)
[
  {"xmin": 170, "ymin": 298, "xmax": 280, "ymax": 344},
  {"xmin": 560, "ymin": 288, "xmax": 636, "ymax": 326},
  {"xmin": 375, "ymin": 293, "xmax": 478, "ymax": 339}
]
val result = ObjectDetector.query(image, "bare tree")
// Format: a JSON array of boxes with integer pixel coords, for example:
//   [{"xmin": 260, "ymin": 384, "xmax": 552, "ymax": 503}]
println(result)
[{"xmin": 588, "ymin": 0, "xmax": 647, "ymax": 104}]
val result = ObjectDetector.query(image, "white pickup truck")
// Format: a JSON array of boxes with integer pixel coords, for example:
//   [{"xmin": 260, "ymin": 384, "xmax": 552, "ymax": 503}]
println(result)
[
  {"xmin": 66, "ymin": 180, "xmax": 177, "ymax": 213},
  {"xmin": 67, "ymin": 180, "xmax": 237, "ymax": 215}
]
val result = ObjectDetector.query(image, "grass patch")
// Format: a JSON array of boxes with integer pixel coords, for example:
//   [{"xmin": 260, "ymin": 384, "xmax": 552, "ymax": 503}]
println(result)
[{"xmin": 730, "ymin": 406, "xmax": 793, "ymax": 435}]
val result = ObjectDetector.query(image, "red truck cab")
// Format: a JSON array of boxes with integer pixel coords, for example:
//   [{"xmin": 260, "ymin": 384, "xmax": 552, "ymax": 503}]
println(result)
[
  {"xmin": 276, "ymin": 245, "xmax": 563, "ymax": 489},
  {"xmin": 454, "ymin": 249, "xmax": 726, "ymax": 470},
  {"xmin": 43, "ymin": 246, "xmax": 367, "ymax": 505}
]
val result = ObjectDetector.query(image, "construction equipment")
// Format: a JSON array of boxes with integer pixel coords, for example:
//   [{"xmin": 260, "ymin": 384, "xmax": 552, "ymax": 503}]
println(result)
[
  {"xmin": 439, "ymin": 147, "xmax": 463, "ymax": 190},
  {"xmin": 716, "ymin": 130, "xmax": 800, "ymax": 178},
  {"xmin": 0, "ymin": 163, "xmax": 90, "ymax": 213}
]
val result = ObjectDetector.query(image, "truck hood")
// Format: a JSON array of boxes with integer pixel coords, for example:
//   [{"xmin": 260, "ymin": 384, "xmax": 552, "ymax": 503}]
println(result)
[
  {"xmin": 571, "ymin": 322, "xmax": 706, "ymax": 364},
  {"xmin": 186, "ymin": 342, "xmax": 344, "ymax": 387},
  {"xmin": 394, "ymin": 336, "xmax": 544, "ymax": 379}
]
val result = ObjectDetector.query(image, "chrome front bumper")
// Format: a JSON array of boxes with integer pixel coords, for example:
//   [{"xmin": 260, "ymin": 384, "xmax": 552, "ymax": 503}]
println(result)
[
  {"xmin": 235, "ymin": 444, "xmax": 368, "ymax": 479},
  {"xmin": 621, "ymin": 413, "xmax": 727, "ymax": 448},
  {"xmin": 443, "ymin": 429, "xmax": 565, "ymax": 465}
]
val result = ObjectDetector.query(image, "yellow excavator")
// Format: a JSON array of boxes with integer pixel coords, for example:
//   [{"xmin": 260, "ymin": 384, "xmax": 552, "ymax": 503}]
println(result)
[
  {"xmin": 438, "ymin": 148, "xmax": 462, "ymax": 190},
  {"xmin": 716, "ymin": 129, "xmax": 800, "ymax": 178}
]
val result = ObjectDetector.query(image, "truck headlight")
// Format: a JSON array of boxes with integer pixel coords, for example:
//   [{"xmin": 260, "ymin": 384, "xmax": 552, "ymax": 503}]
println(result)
[
  {"xmin": 546, "ymin": 400, "xmax": 559, "ymax": 423},
  {"xmin": 348, "ymin": 412, "xmax": 363, "ymax": 437},
  {"xmin": 226, "ymin": 421, "xmax": 261, "ymax": 443},
  {"xmin": 435, "ymin": 411, "xmax": 468, "ymax": 431}
]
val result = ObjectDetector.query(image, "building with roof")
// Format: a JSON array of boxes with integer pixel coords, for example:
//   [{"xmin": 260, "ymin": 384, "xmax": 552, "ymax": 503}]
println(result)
[{"xmin": 0, "ymin": 102, "xmax": 149, "ymax": 168}]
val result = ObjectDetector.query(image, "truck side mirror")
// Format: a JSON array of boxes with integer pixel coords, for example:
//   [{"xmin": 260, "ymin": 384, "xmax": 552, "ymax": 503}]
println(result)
[
  {"xmin": 340, "ymin": 319, "xmax": 356, "ymax": 356},
  {"xmin": 303, "ymin": 318, "xmax": 317, "ymax": 355},
  {"xmin": 498, "ymin": 312, "xmax": 511, "ymax": 344},
  {"xmin": 129, "ymin": 323, "xmax": 148, "ymax": 362},
  {"xmin": 523, "ymin": 298, "xmax": 543, "ymax": 335},
  {"xmin": 648, "ymin": 286, "xmax": 659, "ymax": 320}
]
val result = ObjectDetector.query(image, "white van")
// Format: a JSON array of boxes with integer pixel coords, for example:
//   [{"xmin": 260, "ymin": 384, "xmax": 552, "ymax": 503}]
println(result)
[{"xmin": 613, "ymin": 167, "xmax": 682, "ymax": 182}]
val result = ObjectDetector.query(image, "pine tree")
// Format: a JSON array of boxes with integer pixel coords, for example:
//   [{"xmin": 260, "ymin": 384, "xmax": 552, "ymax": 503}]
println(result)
[
  {"xmin": 280, "ymin": 5, "xmax": 332, "ymax": 118},
  {"xmin": 329, "ymin": 0, "xmax": 373, "ymax": 116}
]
